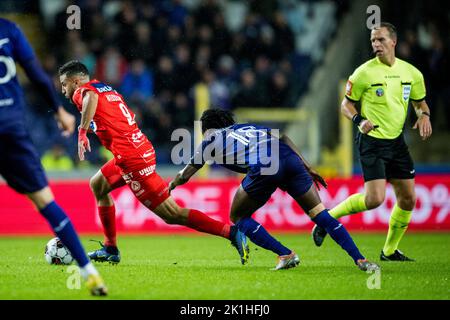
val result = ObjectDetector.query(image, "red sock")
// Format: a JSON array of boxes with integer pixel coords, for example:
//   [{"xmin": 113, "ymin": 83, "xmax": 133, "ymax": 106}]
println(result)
[
  {"xmin": 187, "ymin": 209, "xmax": 231, "ymax": 239},
  {"xmin": 98, "ymin": 205, "xmax": 117, "ymax": 247}
]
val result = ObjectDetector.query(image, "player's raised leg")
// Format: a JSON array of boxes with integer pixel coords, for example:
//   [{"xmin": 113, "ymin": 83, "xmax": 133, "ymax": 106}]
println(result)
[
  {"xmin": 381, "ymin": 178, "xmax": 416, "ymax": 261},
  {"xmin": 312, "ymin": 179, "xmax": 385, "ymax": 247},
  {"xmin": 230, "ymin": 186, "xmax": 297, "ymax": 270},
  {"xmin": 27, "ymin": 187, "xmax": 107, "ymax": 295},
  {"xmin": 87, "ymin": 160, "xmax": 126, "ymax": 263},
  {"xmin": 133, "ymin": 171, "xmax": 248, "ymax": 264}
]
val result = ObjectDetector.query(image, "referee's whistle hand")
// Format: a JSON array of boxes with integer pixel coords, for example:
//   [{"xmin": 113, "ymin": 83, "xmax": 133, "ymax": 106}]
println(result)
[{"xmin": 359, "ymin": 119, "xmax": 375, "ymax": 134}]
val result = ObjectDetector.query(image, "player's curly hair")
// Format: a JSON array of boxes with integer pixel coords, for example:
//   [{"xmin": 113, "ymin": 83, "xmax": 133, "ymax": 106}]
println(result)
[
  {"xmin": 58, "ymin": 60, "xmax": 89, "ymax": 77},
  {"xmin": 200, "ymin": 108, "xmax": 235, "ymax": 133}
]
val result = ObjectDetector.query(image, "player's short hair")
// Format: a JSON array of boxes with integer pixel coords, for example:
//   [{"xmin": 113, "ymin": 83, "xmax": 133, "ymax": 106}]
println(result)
[
  {"xmin": 200, "ymin": 109, "xmax": 235, "ymax": 133},
  {"xmin": 373, "ymin": 22, "xmax": 397, "ymax": 41},
  {"xmin": 58, "ymin": 60, "xmax": 89, "ymax": 77}
]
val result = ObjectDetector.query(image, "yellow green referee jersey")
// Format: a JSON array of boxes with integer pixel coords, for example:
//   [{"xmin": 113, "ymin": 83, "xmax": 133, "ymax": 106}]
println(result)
[{"xmin": 345, "ymin": 57, "xmax": 426, "ymax": 139}]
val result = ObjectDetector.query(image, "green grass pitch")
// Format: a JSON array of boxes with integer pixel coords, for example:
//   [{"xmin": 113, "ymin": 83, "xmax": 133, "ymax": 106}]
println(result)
[{"xmin": 0, "ymin": 233, "xmax": 448, "ymax": 299}]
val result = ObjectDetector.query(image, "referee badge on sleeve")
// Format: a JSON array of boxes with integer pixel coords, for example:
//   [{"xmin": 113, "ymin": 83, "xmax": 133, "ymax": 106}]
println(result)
[{"xmin": 346, "ymin": 80, "xmax": 353, "ymax": 96}]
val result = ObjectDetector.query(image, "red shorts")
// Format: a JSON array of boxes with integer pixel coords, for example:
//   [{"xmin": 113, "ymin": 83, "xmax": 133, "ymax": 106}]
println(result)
[{"xmin": 100, "ymin": 159, "xmax": 170, "ymax": 210}]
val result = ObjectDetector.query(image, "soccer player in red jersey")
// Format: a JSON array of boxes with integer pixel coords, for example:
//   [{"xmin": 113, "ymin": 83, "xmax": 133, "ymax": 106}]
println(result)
[{"xmin": 58, "ymin": 60, "xmax": 248, "ymax": 264}]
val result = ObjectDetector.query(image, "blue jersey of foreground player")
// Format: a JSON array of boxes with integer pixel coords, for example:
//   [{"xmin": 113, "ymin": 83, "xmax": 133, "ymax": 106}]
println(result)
[
  {"xmin": 0, "ymin": 18, "xmax": 60, "ymax": 193},
  {"xmin": 190, "ymin": 123, "xmax": 313, "ymax": 202},
  {"xmin": 0, "ymin": 18, "xmax": 60, "ymax": 127}
]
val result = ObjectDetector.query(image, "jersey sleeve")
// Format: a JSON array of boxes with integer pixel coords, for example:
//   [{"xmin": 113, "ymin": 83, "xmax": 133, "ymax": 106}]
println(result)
[
  {"xmin": 409, "ymin": 67, "xmax": 426, "ymax": 101},
  {"xmin": 72, "ymin": 87, "xmax": 94, "ymax": 109},
  {"xmin": 10, "ymin": 22, "xmax": 35, "ymax": 64},
  {"xmin": 345, "ymin": 67, "xmax": 367, "ymax": 102}
]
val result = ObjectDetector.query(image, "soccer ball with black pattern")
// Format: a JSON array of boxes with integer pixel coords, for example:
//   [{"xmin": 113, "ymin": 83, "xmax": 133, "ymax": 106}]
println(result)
[{"xmin": 44, "ymin": 237, "xmax": 74, "ymax": 265}]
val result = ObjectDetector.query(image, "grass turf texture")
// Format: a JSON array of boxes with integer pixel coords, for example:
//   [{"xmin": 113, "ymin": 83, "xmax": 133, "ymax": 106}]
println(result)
[{"xmin": 0, "ymin": 233, "xmax": 448, "ymax": 300}]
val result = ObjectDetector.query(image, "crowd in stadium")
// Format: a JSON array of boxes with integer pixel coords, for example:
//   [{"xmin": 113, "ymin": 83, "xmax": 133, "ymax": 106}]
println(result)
[
  {"xmin": 27, "ymin": 0, "xmax": 339, "ymax": 167},
  {"xmin": 20, "ymin": 0, "xmax": 449, "ymax": 169}
]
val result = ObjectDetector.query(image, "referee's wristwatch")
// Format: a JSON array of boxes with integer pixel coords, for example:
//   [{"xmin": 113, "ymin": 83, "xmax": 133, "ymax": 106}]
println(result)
[
  {"xmin": 421, "ymin": 111, "xmax": 430, "ymax": 117},
  {"xmin": 352, "ymin": 114, "xmax": 365, "ymax": 126}
]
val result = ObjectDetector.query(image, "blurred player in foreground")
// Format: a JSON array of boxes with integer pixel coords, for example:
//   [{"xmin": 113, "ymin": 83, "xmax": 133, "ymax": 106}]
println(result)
[
  {"xmin": 169, "ymin": 109, "xmax": 379, "ymax": 271},
  {"xmin": 312, "ymin": 23, "xmax": 432, "ymax": 261},
  {"xmin": 58, "ymin": 60, "xmax": 248, "ymax": 265},
  {"xmin": 0, "ymin": 18, "xmax": 106, "ymax": 296}
]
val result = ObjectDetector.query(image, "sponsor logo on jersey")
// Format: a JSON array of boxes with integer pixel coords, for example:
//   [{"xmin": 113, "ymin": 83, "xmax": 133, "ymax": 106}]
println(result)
[
  {"xmin": 122, "ymin": 172, "xmax": 133, "ymax": 183},
  {"xmin": 376, "ymin": 88, "xmax": 384, "ymax": 97},
  {"xmin": 142, "ymin": 150, "xmax": 155, "ymax": 158},
  {"xmin": 139, "ymin": 165, "xmax": 156, "ymax": 176},
  {"xmin": 91, "ymin": 82, "xmax": 113, "ymax": 93}
]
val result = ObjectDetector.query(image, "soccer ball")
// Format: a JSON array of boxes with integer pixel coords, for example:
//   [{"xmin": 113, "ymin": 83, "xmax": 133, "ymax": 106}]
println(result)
[{"xmin": 44, "ymin": 237, "xmax": 74, "ymax": 265}]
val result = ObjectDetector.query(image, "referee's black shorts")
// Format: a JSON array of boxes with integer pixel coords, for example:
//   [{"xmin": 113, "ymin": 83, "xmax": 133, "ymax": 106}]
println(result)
[{"xmin": 357, "ymin": 133, "xmax": 415, "ymax": 182}]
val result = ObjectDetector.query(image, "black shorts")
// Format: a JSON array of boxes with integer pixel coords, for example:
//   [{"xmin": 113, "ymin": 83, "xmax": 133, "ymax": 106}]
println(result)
[{"xmin": 357, "ymin": 133, "xmax": 415, "ymax": 182}]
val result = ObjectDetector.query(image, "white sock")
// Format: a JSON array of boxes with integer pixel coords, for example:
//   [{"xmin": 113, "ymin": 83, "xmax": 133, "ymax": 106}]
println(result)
[{"xmin": 80, "ymin": 262, "xmax": 99, "ymax": 280}]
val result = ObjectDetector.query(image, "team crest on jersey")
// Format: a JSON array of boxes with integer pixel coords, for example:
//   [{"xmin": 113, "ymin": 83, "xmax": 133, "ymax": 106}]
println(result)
[
  {"xmin": 403, "ymin": 85, "xmax": 411, "ymax": 101},
  {"xmin": 130, "ymin": 181, "xmax": 141, "ymax": 192},
  {"xmin": 375, "ymin": 88, "xmax": 384, "ymax": 97},
  {"xmin": 89, "ymin": 120, "xmax": 97, "ymax": 132}
]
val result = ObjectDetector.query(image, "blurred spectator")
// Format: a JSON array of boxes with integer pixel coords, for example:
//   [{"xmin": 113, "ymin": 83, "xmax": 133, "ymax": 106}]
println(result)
[
  {"xmin": 194, "ymin": 0, "xmax": 221, "ymax": 26},
  {"xmin": 120, "ymin": 59, "xmax": 154, "ymax": 105},
  {"xmin": 171, "ymin": 92, "xmax": 194, "ymax": 129},
  {"xmin": 168, "ymin": 0, "xmax": 188, "ymax": 27},
  {"xmin": 211, "ymin": 13, "xmax": 232, "ymax": 58},
  {"xmin": 154, "ymin": 55, "xmax": 177, "ymax": 95},
  {"xmin": 127, "ymin": 21, "xmax": 154, "ymax": 64},
  {"xmin": 268, "ymin": 71, "xmax": 294, "ymax": 107},
  {"xmin": 232, "ymin": 69, "xmax": 265, "ymax": 108},
  {"xmin": 272, "ymin": 11, "xmax": 295, "ymax": 58},
  {"xmin": 68, "ymin": 40, "xmax": 96, "ymax": 74},
  {"xmin": 174, "ymin": 44, "xmax": 198, "ymax": 92},
  {"xmin": 202, "ymin": 69, "xmax": 230, "ymax": 109},
  {"xmin": 95, "ymin": 47, "xmax": 128, "ymax": 88},
  {"xmin": 216, "ymin": 55, "xmax": 238, "ymax": 90},
  {"xmin": 41, "ymin": 144, "xmax": 74, "ymax": 171}
]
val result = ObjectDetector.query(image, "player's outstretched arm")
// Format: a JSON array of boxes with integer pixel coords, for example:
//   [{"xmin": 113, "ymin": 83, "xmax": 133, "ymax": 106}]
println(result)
[
  {"xmin": 169, "ymin": 164, "xmax": 200, "ymax": 193},
  {"xmin": 78, "ymin": 91, "xmax": 98, "ymax": 161},
  {"xmin": 412, "ymin": 100, "xmax": 432, "ymax": 140},
  {"xmin": 21, "ymin": 57, "xmax": 75, "ymax": 136}
]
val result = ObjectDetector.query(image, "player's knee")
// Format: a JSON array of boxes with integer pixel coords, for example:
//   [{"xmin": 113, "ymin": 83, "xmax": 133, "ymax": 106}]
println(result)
[
  {"xmin": 365, "ymin": 193, "xmax": 385, "ymax": 209},
  {"xmin": 89, "ymin": 176, "xmax": 99, "ymax": 193},
  {"xmin": 89, "ymin": 175, "xmax": 105, "ymax": 198},
  {"xmin": 398, "ymin": 194, "xmax": 416, "ymax": 211}
]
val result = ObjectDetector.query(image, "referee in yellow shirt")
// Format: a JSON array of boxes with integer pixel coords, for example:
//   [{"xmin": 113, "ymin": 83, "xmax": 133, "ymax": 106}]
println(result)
[{"xmin": 313, "ymin": 22, "xmax": 432, "ymax": 261}]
